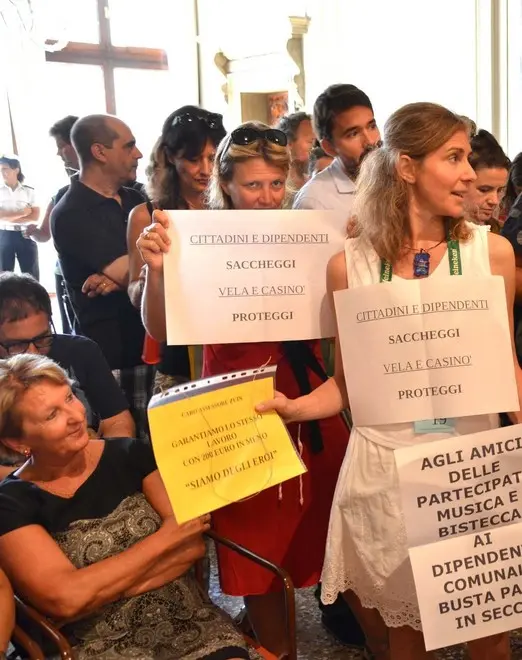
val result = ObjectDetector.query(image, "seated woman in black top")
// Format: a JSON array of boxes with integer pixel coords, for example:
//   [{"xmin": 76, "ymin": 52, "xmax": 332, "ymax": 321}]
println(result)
[{"xmin": 0, "ymin": 354, "xmax": 258, "ymax": 660}]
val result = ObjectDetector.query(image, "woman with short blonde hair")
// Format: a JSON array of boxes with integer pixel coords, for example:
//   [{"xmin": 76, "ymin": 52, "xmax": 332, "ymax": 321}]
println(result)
[
  {"xmin": 0, "ymin": 354, "xmax": 72, "ymax": 438},
  {"xmin": 0, "ymin": 353, "xmax": 258, "ymax": 660},
  {"xmin": 207, "ymin": 120, "xmax": 291, "ymax": 210},
  {"xmin": 137, "ymin": 121, "xmax": 351, "ymax": 656}
]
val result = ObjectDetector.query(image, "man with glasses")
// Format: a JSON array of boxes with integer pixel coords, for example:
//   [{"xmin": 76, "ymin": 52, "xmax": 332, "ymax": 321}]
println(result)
[{"xmin": 0, "ymin": 273, "xmax": 134, "ymax": 452}]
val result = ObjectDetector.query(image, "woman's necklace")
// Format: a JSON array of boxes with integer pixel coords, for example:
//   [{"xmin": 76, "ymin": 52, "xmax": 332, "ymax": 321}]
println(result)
[
  {"xmin": 404, "ymin": 237, "xmax": 446, "ymax": 278},
  {"xmin": 31, "ymin": 444, "xmax": 97, "ymax": 498}
]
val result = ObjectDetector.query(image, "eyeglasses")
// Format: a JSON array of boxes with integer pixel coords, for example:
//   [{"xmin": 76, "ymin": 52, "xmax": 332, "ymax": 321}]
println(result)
[
  {"xmin": 171, "ymin": 112, "xmax": 224, "ymax": 131},
  {"xmin": 0, "ymin": 330, "xmax": 54, "ymax": 356},
  {"xmin": 230, "ymin": 127, "xmax": 288, "ymax": 147}
]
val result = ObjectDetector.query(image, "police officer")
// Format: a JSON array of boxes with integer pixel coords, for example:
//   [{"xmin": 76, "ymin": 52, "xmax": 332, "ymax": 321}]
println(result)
[{"xmin": 0, "ymin": 156, "xmax": 40, "ymax": 280}]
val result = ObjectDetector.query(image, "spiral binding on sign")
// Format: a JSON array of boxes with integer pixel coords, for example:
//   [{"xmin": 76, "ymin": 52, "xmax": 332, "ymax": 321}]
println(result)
[{"xmin": 156, "ymin": 359, "xmax": 276, "ymax": 505}]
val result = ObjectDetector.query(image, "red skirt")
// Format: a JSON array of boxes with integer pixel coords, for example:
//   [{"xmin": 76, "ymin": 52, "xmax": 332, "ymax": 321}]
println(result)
[{"xmin": 203, "ymin": 340, "xmax": 349, "ymax": 596}]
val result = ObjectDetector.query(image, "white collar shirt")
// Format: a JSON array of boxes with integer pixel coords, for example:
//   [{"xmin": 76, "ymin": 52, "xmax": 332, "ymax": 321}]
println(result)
[
  {"xmin": 0, "ymin": 181, "xmax": 35, "ymax": 206},
  {"xmin": 292, "ymin": 158, "xmax": 355, "ymax": 212},
  {"xmin": 0, "ymin": 182, "xmax": 36, "ymax": 230}
]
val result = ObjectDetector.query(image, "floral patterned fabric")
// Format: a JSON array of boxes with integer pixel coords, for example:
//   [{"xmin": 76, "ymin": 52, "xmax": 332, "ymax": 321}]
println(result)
[{"xmin": 54, "ymin": 492, "xmax": 259, "ymax": 660}]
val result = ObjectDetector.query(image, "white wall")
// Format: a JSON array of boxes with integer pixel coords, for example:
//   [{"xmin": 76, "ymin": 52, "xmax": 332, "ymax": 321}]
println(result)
[
  {"xmin": 197, "ymin": 0, "xmax": 305, "ymax": 129},
  {"xmin": 304, "ymin": 0, "xmax": 479, "ymax": 129},
  {"xmin": 196, "ymin": 0, "xmax": 485, "ymax": 136}
]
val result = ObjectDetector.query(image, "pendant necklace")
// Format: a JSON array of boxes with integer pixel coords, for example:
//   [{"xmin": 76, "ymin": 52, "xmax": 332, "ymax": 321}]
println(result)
[{"xmin": 405, "ymin": 237, "xmax": 446, "ymax": 278}]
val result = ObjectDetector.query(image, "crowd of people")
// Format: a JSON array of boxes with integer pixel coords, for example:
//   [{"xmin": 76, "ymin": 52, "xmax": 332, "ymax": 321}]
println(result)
[{"xmin": 0, "ymin": 81, "xmax": 521, "ymax": 660}]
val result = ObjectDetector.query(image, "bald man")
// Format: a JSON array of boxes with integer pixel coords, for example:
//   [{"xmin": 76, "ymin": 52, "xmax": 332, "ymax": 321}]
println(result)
[{"xmin": 50, "ymin": 115, "xmax": 153, "ymax": 439}]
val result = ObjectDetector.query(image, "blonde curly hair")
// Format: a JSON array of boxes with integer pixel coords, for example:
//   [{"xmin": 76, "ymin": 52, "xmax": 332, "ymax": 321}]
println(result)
[
  {"xmin": 207, "ymin": 121, "xmax": 291, "ymax": 210},
  {"xmin": 0, "ymin": 354, "xmax": 72, "ymax": 463}
]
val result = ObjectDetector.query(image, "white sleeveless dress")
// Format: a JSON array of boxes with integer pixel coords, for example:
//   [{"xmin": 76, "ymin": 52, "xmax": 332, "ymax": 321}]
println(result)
[{"xmin": 320, "ymin": 224, "xmax": 500, "ymax": 630}]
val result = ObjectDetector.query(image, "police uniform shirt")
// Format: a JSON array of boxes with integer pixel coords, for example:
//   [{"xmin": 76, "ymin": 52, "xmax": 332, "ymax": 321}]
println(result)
[{"xmin": 0, "ymin": 181, "xmax": 36, "ymax": 230}]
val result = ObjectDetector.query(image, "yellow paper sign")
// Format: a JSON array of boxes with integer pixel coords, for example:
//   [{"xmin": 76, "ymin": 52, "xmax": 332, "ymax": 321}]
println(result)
[{"xmin": 148, "ymin": 367, "xmax": 306, "ymax": 523}]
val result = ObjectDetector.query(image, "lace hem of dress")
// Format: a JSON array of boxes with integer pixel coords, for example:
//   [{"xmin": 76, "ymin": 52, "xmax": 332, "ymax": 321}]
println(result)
[{"xmin": 321, "ymin": 578, "xmax": 422, "ymax": 631}]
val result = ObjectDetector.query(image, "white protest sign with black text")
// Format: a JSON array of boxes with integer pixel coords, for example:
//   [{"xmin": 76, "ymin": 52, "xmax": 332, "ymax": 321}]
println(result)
[
  {"xmin": 395, "ymin": 425, "xmax": 522, "ymax": 547},
  {"xmin": 163, "ymin": 210, "xmax": 347, "ymax": 345},
  {"xmin": 334, "ymin": 276, "xmax": 518, "ymax": 426},
  {"xmin": 410, "ymin": 523, "xmax": 522, "ymax": 650},
  {"xmin": 395, "ymin": 425, "xmax": 522, "ymax": 650}
]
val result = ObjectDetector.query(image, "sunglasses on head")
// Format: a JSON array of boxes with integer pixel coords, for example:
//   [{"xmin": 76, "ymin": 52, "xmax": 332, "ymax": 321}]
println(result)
[
  {"xmin": 171, "ymin": 112, "xmax": 224, "ymax": 131},
  {"xmin": 230, "ymin": 127, "xmax": 288, "ymax": 147}
]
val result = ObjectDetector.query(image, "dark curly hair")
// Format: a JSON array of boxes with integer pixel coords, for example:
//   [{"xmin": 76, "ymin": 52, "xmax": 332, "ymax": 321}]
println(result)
[
  {"xmin": 468, "ymin": 129, "xmax": 510, "ymax": 172},
  {"xmin": 146, "ymin": 106, "xmax": 226, "ymax": 209}
]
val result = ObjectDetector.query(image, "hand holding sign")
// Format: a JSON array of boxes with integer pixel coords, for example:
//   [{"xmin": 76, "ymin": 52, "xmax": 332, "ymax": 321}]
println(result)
[
  {"xmin": 255, "ymin": 389, "xmax": 298, "ymax": 421},
  {"xmin": 148, "ymin": 366, "xmax": 306, "ymax": 523},
  {"xmin": 137, "ymin": 210, "xmax": 171, "ymax": 273}
]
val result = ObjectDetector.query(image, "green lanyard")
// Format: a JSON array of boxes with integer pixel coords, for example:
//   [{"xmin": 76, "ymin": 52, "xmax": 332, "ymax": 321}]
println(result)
[{"xmin": 380, "ymin": 238, "xmax": 462, "ymax": 282}]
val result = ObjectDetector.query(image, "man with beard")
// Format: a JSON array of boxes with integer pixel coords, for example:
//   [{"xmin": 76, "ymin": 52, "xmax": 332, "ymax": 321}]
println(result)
[{"xmin": 293, "ymin": 84, "xmax": 381, "ymax": 213}]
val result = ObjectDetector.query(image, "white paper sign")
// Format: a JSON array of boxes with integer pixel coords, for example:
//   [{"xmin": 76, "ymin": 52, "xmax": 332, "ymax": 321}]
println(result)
[
  {"xmin": 163, "ymin": 210, "xmax": 347, "ymax": 344},
  {"xmin": 409, "ymin": 524, "xmax": 522, "ymax": 650},
  {"xmin": 334, "ymin": 276, "xmax": 518, "ymax": 426},
  {"xmin": 395, "ymin": 426, "xmax": 522, "ymax": 650}
]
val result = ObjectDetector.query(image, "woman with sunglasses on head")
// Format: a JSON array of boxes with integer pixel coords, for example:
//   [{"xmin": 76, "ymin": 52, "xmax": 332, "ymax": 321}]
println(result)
[
  {"xmin": 137, "ymin": 121, "xmax": 351, "ymax": 657},
  {"xmin": 255, "ymin": 103, "xmax": 522, "ymax": 659},
  {"xmin": 127, "ymin": 106, "xmax": 226, "ymax": 391},
  {"xmin": 464, "ymin": 129, "xmax": 510, "ymax": 234}
]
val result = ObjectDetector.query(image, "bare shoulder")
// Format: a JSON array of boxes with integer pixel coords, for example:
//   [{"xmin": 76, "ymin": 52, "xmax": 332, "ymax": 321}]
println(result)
[
  {"xmin": 327, "ymin": 249, "xmax": 348, "ymax": 292},
  {"xmin": 487, "ymin": 231, "xmax": 515, "ymax": 276},
  {"xmin": 128, "ymin": 202, "xmax": 151, "ymax": 230}
]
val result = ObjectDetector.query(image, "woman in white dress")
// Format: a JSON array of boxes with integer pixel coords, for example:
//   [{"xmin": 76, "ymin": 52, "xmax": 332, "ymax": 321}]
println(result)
[{"xmin": 257, "ymin": 102, "xmax": 522, "ymax": 659}]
